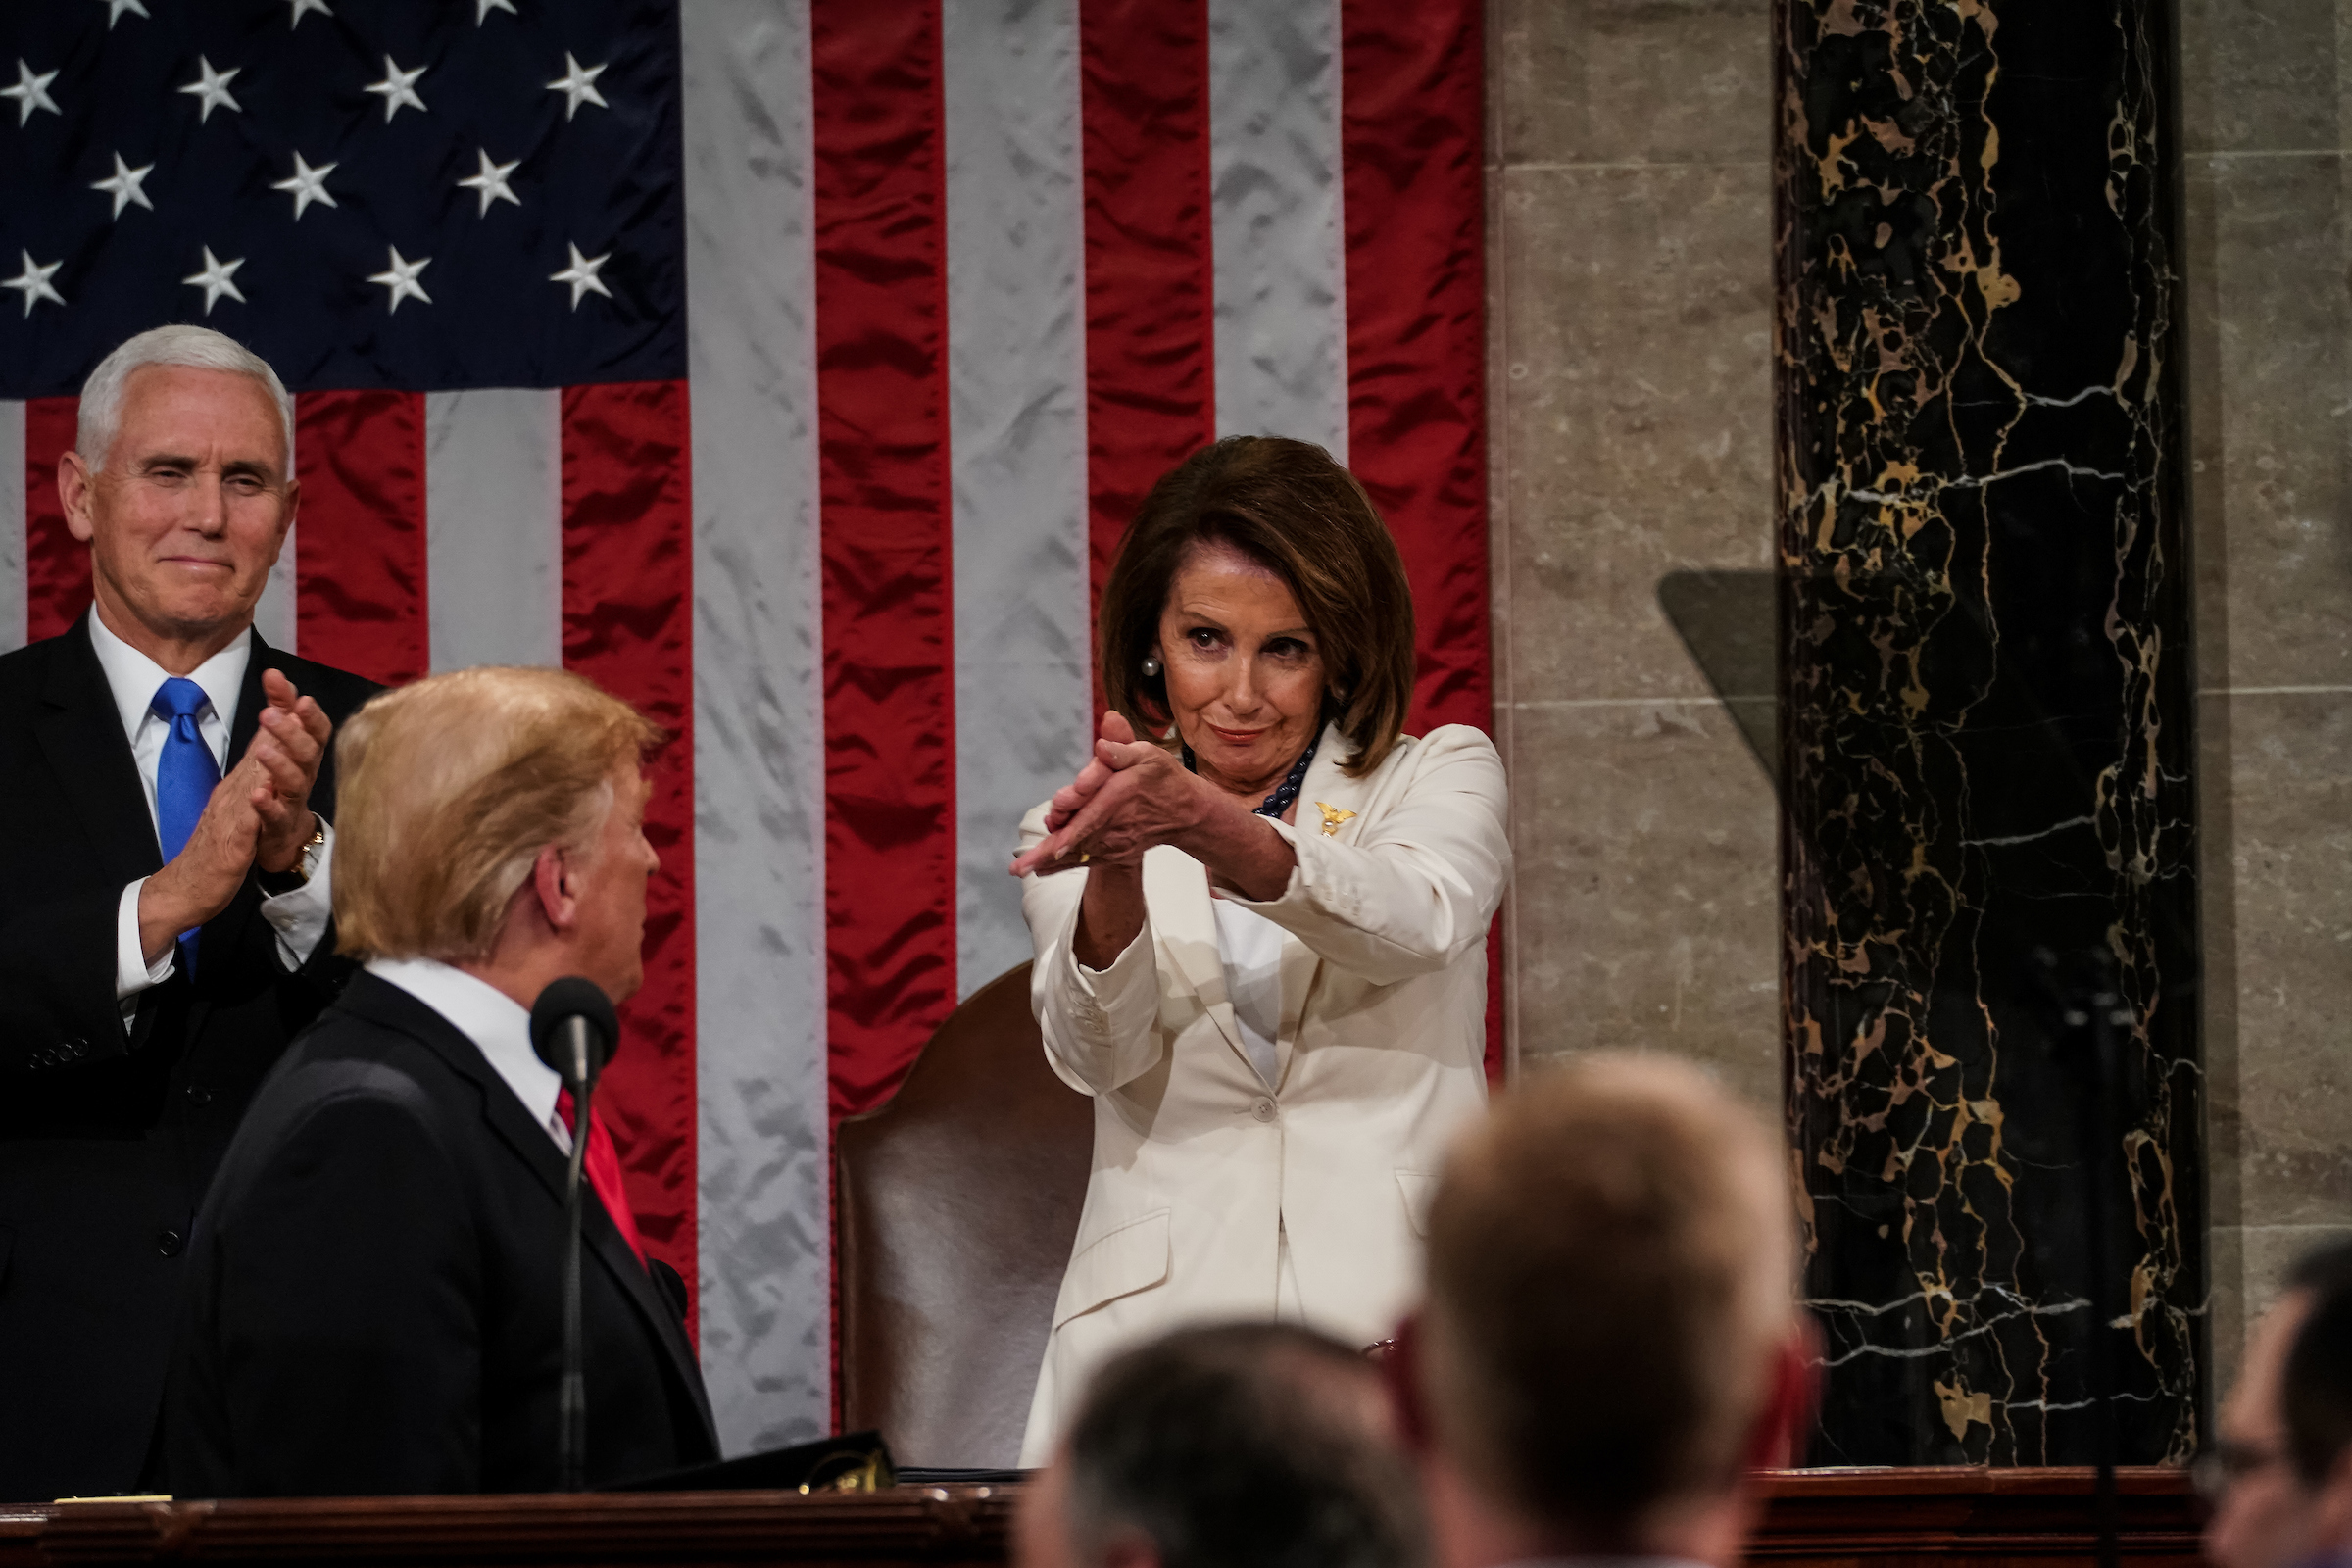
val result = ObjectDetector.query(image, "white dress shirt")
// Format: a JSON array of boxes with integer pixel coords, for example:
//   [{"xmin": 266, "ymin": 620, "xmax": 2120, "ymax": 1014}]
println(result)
[
  {"xmin": 1210, "ymin": 894, "xmax": 1284, "ymax": 1088},
  {"xmin": 87, "ymin": 612, "xmax": 336, "ymax": 1014},
  {"xmin": 368, "ymin": 956, "xmax": 572, "ymax": 1153}
]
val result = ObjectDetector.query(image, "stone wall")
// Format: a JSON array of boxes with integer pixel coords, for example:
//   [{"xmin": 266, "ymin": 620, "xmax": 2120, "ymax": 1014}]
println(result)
[
  {"xmin": 1489, "ymin": 0, "xmax": 2352, "ymax": 1405},
  {"xmin": 1487, "ymin": 0, "xmax": 1782, "ymax": 1106},
  {"xmin": 2178, "ymin": 0, "xmax": 2352, "ymax": 1396}
]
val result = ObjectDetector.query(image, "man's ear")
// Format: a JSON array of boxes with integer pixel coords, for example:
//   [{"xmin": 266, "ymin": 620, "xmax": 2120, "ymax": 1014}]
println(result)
[
  {"xmin": 2312, "ymin": 1446, "xmax": 2352, "ymax": 1555},
  {"xmin": 530, "ymin": 843, "xmax": 577, "ymax": 933},
  {"xmin": 271, "ymin": 474, "xmax": 300, "ymax": 564},
  {"xmin": 1741, "ymin": 1317, "xmax": 1821, "ymax": 1471},
  {"xmin": 1098, "ymin": 1528, "xmax": 1161, "ymax": 1568},
  {"xmin": 58, "ymin": 449, "xmax": 97, "ymax": 545},
  {"xmin": 1383, "ymin": 1312, "xmax": 1435, "ymax": 1457}
]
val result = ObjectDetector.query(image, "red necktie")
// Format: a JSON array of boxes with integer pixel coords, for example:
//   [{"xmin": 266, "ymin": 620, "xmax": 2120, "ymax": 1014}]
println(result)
[{"xmin": 555, "ymin": 1088, "xmax": 648, "ymax": 1267}]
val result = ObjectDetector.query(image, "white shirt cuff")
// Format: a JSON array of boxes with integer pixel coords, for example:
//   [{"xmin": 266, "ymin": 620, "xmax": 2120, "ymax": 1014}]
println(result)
[
  {"xmin": 117, "ymin": 877, "xmax": 177, "ymax": 1009},
  {"xmin": 259, "ymin": 820, "xmax": 335, "ymax": 971}
]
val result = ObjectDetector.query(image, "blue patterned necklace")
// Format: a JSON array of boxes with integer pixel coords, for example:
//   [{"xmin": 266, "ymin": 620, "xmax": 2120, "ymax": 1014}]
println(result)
[{"xmin": 1182, "ymin": 730, "xmax": 1318, "ymax": 819}]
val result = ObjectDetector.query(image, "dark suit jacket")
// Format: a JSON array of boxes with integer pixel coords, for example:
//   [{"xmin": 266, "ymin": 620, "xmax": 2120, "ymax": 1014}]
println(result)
[
  {"xmin": 0, "ymin": 614, "xmax": 379, "ymax": 1502},
  {"xmin": 165, "ymin": 972, "xmax": 719, "ymax": 1496}
]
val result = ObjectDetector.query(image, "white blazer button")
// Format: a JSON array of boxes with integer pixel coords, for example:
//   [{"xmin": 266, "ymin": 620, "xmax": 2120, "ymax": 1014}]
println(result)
[{"xmin": 1250, "ymin": 1096, "xmax": 1277, "ymax": 1123}]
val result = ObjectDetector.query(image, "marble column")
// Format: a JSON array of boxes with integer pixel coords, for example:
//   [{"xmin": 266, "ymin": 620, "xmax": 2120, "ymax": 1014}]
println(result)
[{"xmin": 1774, "ymin": 0, "xmax": 2204, "ymax": 1464}]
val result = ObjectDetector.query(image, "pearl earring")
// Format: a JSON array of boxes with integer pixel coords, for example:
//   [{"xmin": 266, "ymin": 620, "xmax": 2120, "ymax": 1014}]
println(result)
[{"xmin": 1142, "ymin": 655, "xmax": 1162, "ymax": 678}]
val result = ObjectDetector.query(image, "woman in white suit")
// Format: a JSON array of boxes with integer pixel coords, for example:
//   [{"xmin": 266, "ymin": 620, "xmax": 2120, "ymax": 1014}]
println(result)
[{"xmin": 1008, "ymin": 436, "xmax": 1510, "ymax": 1462}]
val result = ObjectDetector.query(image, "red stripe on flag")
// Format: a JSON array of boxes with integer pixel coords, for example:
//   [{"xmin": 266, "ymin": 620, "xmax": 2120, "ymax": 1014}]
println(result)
[
  {"xmin": 1339, "ymin": 1, "xmax": 1500, "ymax": 1079},
  {"xmin": 293, "ymin": 390, "xmax": 428, "ymax": 686},
  {"xmin": 24, "ymin": 398, "xmax": 87, "ymax": 643},
  {"xmin": 811, "ymin": 0, "xmax": 956, "ymax": 1122},
  {"xmin": 1080, "ymin": 0, "xmax": 1214, "ymax": 646},
  {"xmin": 561, "ymin": 379, "xmax": 700, "ymax": 1340},
  {"xmin": 1341, "ymin": 0, "xmax": 1489, "ymax": 736}
]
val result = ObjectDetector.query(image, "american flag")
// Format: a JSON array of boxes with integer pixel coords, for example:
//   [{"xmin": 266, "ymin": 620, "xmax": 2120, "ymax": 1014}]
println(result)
[{"xmin": 0, "ymin": 0, "xmax": 1489, "ymax": 1453}]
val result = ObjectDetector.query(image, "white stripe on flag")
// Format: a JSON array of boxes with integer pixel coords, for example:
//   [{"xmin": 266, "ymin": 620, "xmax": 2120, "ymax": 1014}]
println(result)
[
  {"xmin": 945, "ymin": 0, "xmax": 1091, "ymax": 1000},
  {"xmin": 0, "ymin": 401, "xmax": 24, "ymax": 654},
  {"xmin": 684, "ymin": 0, "xmax": 830, "ymax": 1453},
  {"xmin": 1208, "ymin": 0, "xmax": 1349, "ymax": 458},
  {"xmin": 257, "ymin": 413, "xmax": 298, "ymax": 653},
  {"xmin": 424, "ymin": 388, "xmax": 564, "ymax": 671}
]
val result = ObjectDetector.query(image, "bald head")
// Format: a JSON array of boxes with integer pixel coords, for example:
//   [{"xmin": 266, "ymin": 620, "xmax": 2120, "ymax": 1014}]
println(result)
[{"xmin": 1418, "ymin": 1055, "xmax": 1799, "ymax": 1550}]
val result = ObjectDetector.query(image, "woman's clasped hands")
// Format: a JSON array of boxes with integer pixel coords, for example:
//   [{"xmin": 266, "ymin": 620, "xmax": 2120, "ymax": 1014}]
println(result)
[{"xmin": 1008, "ymin": 710, "xmax": 1210, "ymax": 878}]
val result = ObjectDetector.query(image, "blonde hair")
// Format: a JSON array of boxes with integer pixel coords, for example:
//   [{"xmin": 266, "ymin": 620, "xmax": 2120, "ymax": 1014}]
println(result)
[
  {"xmin": 333, "ymin": 666, "xmax": 661, "ymax": 962},
  {"xmin": 1420, "ymin": 1055, "xmax": 1796, "ymax": 1545}
]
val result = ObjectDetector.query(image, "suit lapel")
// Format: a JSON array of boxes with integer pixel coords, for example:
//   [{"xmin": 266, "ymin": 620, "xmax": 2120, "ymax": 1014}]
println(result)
[
  {"xmin": 1273, "ymin": 723, "xmax": 1370, "ymax": 1085},
  {"xmin": 583, "ymin": 1200, "xmax": 717, "ymax": 1444},
  {"xmin": 35, "ymin": 613, "xmax": 161, "ymax": 888},
  {"xmin": 1142, "ymin": 844, "xmax": 1248, "ymax": 1062},
  {"xmin": 345, "ymin": 976, "xmax": 716, "ymax": 1446}
]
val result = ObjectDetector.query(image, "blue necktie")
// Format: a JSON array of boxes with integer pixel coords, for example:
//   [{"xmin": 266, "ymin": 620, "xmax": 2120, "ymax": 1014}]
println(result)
[{"xmin": 151, "ymin": 677, "xmax": 220, "ymax": 978}]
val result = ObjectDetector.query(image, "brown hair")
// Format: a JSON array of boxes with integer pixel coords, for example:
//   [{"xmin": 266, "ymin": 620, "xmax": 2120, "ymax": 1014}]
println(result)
[
  {"xmin": 1420, "ymin": 1056, "xmax": 1796, "ymax": 1545},
  {"xmin": 1098, "ymin": 436, "xmax": 1415, "ymax": 776},
  {"xmin": 333, "ymin": 666, "xmax": 662, "ymax": 962}
]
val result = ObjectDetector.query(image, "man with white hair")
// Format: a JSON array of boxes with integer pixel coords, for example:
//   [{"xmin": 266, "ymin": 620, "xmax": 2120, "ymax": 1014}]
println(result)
[{"xmin": 0, "ymin": 325, "xmax": 378, "ymax": 1501}]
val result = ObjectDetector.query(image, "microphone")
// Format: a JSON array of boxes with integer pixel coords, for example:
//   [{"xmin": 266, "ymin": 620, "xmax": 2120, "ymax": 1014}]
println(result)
[
  {"xmin": 530, "ymin": 975, "xmax": 619, "ymax": 1093},
  {"xmin": 528, "ymin": 977, "xmax": 620, "ymax": 1492}
]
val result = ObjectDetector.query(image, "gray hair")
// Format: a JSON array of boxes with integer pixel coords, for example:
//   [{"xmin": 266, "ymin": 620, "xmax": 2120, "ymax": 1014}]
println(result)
[
  {"xmin": 1064, "ymin": 1322, "xmax": 1423, "ymax": 1568},
  {"xmin": 77, "ymin": 325, "xmax": 296, "ymax": 476}
]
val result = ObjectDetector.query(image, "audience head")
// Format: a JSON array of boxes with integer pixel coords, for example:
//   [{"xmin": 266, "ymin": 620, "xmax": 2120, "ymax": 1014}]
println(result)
[
  {"xmin": 2208, "ymin": 1240, "xmax": 2352, "ymax": 1568},
  {"xmin": 60, "ymin": 325, "xmax": 301, "ymax": 657},
  {"xmin": 1400, "ymin": 1054, "xmax": 1808, "ymax": 1568},
  {"xmin": 333, "ymin": 666, "xmax": 662, "ymax": 1003},
  {"xmin": 1016, "ymin": 1321, "xmax": 1422, "ymax": 1568}
]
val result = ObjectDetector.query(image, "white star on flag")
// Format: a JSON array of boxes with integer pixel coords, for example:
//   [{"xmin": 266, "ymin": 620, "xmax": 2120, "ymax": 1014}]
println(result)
[
  {"xmin": 91, "ymin": 153, "xmax": 156, "ymax": 219},
  {"xmin": 181, "ymin": 247, "xmax": 247, "ymax": 315},
  {"xmin": 364, "ymin": 56, "xmax": 428, "ymax": 122},
  {"xmin": 546, "ymin": 54, "xmax": 609, "ymax": 120},
  {"xmin": 4, "ymin": 251, "xmax": 65, "ymax": 317},
  {"xmin": 458, "ymin": 149, "xmax": 522, "ymax": 216},
  {"xmin": 549, "ymin": 243, "xmax": 612, "ymax": 309},
  {"xmin": 3, "ymin": 61, "xmax": 61, "ymax": 126},
  {"xmin": 477, "ymin": 0, "xmax": 518, "ymax": 20},
  {"xmin": 101, "ymin": 0, "xmax": 150, "ymax": 27},
  {"xmin": 367, "ymin": 246, "xmax": 432, "ymax": 313},
  {"xmin": 178, "ymin": 57, "xmax": 242, "ymax": 122},
  {"xmin": 287, "ymin": 0, "xmax": 332, "ymax": 26},
  {"xmin": 270, "ymin": 151, "xmax": 338, "ymax": 220}
]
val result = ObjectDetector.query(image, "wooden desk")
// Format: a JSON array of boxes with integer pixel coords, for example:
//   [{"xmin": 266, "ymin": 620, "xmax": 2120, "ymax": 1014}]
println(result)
[{"xmin": 0, "ymin": 1467, "xmax": 2200, "ymax": 1568}]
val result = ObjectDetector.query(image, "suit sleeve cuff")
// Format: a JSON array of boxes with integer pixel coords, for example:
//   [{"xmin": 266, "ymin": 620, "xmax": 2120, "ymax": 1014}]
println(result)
[
  {"xmin": 117, "ymin": 877, "xmax": 176, "ymax": 1004},
  {"xmin": 1072, "ymin": 916, "xmax": 1154, "ymax": 999},
  {"xmin": 259, "ymin": 819, "xmax": 335, "ymax": 969}
]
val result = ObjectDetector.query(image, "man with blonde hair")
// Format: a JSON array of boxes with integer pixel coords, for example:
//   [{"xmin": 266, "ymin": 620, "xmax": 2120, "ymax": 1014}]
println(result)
[
  {"xmin": 164, "ymin": 665, "xmax": 716, "ymax": 1496},
  {"xmin": 0, "ymin": 325, "xmax": 377, "ymax": 1501},
  {"xmin": 1392, "ymin": 1056, "xmax": 1813, "ymax": 1568}
]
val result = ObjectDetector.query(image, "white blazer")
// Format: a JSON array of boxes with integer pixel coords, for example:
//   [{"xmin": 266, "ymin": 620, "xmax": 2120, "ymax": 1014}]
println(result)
[{"xmin": 1015, "ymin": 722, "xmax": 1510, "ymax": 1462}]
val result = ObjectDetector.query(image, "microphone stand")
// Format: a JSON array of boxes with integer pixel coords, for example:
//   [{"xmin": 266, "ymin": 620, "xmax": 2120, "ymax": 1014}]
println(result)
[{"xmin": 557, "ymin": 1015, "xmax": 596, "ymax": 1493}]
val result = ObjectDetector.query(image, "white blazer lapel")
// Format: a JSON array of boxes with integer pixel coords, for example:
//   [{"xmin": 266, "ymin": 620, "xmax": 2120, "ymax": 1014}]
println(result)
[
  {"xmin": 1144, "ymin": 843, "xmax": 1248, "ymax": 1061},
  {"xmin": 1274, "ymin": 723, "xmax": 1369, "ymax": 1085}
]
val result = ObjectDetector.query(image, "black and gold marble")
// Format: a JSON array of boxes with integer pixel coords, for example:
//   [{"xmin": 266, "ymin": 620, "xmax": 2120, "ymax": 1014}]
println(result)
[{"xmin": 1773, "ymin": 0, "xmax": 2202, "ymax": 1463}]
